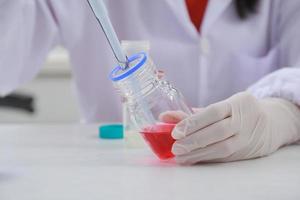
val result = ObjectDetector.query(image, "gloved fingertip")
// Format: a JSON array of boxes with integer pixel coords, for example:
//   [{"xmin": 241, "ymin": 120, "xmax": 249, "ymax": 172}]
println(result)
[
  {"xmin": 174, "ymin": 156, "xmax": 194, "ymax": 165},
  {"xmin": 172, "ymin": 143, "xmax": 188, "ymax": 155},
  {"xmin": 192, "ymin": 107, "xmax": 203, "ymax": 113},
  {"xmin": 171, "ymin": 128, "xmax": 185, "ymax": 139},
  {"xmin": 159, "ymin": 111, "xmax": 184, "ymax": 124}
]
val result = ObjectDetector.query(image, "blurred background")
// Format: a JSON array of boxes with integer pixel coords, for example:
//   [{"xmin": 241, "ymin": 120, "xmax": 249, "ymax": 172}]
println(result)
[{"xmin": 0, "ymin": 47, "xmax": 80, "ymax": 123}]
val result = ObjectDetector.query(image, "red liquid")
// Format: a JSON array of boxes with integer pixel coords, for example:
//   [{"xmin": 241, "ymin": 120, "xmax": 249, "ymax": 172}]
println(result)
[{"xmin": 140, "ymin": 123, "xmax": 176, "ymax": 160}]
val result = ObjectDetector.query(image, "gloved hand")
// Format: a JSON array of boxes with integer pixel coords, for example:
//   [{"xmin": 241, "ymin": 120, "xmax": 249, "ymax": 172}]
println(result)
[{"xmin": 161, "ymin": 92, "xmax": 300, "ymax": 164}]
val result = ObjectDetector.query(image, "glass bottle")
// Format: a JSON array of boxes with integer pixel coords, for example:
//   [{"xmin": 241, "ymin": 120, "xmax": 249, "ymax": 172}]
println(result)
[
  {"xmin": 121, "ymin": 41, "xmax": 151, "ymax": 148},
  {"xmin": 109, "ymin": 51, "xmax": 192, "ymax": 160}
]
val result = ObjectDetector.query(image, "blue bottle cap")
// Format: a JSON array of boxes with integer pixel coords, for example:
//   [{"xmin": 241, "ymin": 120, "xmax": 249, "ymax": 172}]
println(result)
[
  {"xmin": 99, "ymin": 124, "xmax": 124, "ymax": 139},
  {"xmin": 109, "ymin": 52, "xmax": 147, "ymax": 82}
]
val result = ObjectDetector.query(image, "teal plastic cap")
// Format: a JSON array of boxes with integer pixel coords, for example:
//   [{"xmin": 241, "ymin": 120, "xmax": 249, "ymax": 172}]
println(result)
[{"xmin": 99, "ymin": 124, "xmax": 124, "ymax": 139}]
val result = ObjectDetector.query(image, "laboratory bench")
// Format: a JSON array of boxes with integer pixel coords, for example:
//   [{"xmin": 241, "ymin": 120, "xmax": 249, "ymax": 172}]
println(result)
[{"xmin": 0, "ymin": 124, "xmax": 300, "ymax": 200}]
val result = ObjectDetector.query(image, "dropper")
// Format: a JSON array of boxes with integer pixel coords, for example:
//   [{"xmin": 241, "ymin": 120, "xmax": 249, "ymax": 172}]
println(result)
[{"xmin": 87, "ymin": 0, "xmax": 128, "ymax": 69}]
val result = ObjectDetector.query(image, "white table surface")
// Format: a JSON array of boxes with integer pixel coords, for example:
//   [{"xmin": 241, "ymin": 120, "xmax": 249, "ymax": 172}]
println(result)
[{"xmin": 0, "ymin": 124, "xmax": 300, "ymax": 200}]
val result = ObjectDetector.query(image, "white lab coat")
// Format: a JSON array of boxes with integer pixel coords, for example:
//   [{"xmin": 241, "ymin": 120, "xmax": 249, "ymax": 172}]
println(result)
[{"xmin": 1, "ymin": 0, "xmax": 300, "ymax": 122}]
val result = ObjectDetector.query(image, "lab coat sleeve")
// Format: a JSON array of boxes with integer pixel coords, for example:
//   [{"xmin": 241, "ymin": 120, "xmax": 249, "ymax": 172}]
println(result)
[
  {"xmin": 0, "ymin": 0, "xmax": 59, "ymax": 96},
  {"xmin": 248, "ymin": 0, "xmax": 300, "ymax": 106}
]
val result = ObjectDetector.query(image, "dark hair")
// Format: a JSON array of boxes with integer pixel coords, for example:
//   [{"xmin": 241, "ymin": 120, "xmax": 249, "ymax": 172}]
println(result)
[{"xmin": 235, "ymin": 0, "xmax": 260, "ymax": 19}]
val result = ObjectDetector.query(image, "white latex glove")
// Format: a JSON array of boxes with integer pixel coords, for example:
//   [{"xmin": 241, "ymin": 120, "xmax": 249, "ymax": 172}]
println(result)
[{"xmin": 161, "ymin": 92, "xmax": 300, "ymax": 164}]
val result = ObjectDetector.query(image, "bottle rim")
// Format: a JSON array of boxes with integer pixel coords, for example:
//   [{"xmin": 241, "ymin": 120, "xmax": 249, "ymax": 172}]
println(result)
[{"xmin": 109, "ymin": 52, "xmax": 147, "ymax": 82}]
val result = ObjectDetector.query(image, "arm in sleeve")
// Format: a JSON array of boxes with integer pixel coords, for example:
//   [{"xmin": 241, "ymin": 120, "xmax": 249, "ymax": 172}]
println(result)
[
  {"xmin": 248, "ymin": 0, "xmax": 300, "ymax": 106},
  {"xmin": 0, "ymin": 0, "xmax": 60, "ymax": 96}
]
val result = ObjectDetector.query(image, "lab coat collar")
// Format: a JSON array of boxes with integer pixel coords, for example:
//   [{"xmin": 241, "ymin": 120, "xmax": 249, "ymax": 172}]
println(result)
[
  {"xmin": 202, "ymin": 0, "xmax": 233, "ymax": 34},
  {"xmin": 165, "ymin": 0, "xmax": 198, "ymax": 38},
  {"xmin": 165, "ymin": 0, "xmax": 232, "ymax": 37}
]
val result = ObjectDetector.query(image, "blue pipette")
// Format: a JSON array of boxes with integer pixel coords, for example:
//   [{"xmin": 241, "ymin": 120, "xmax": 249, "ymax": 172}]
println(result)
[{"xmin": 87, "ymin": 0, "xmax": 128, "ymax": 69}]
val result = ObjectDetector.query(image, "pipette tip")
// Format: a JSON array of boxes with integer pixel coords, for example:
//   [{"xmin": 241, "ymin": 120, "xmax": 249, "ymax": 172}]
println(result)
[{"xmin": 120, "ymin": 56, "xmax": 129, "ymax": 70}]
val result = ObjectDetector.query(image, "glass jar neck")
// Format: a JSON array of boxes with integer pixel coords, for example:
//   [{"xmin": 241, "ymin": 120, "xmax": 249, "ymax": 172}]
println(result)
[{"xmin": 114, "ymin": 58, "xmax": 159, "ymax": 102}]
